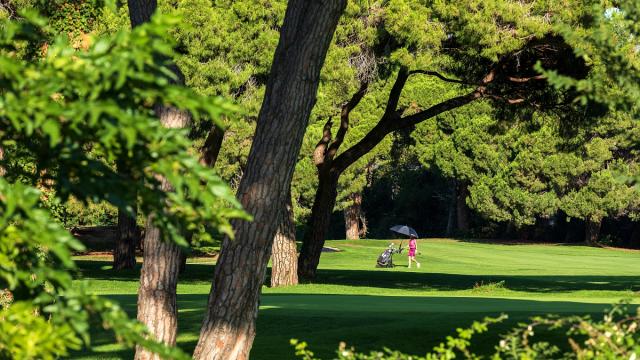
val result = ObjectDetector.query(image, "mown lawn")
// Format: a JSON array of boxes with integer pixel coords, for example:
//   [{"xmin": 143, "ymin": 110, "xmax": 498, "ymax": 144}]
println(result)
[{"xmin": 71, "ymin": 239, "xmax": 640, "ymax": 359}]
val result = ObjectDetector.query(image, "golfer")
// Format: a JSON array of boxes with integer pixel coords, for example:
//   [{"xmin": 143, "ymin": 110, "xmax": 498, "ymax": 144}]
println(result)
[{"xmin": 408, "ymin": 235, "xmax": 420, "ymax": 268}]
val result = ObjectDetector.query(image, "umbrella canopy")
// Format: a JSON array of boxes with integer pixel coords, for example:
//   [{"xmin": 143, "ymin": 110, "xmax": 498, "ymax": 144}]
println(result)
[{"xmin": 389, "ymin": 225, "xmax": 418, "ymax": 238}]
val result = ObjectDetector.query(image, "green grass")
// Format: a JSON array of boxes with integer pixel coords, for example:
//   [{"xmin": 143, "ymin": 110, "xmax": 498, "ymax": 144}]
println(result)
[{"xmin": 71, "ymin": 239, "xmax": 640, "ymax": 359}]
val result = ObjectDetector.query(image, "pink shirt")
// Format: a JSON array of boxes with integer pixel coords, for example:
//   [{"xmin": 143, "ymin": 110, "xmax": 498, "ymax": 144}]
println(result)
[{"xmin": 409, "ymin": 239, "xmax": 417, "ymax": 249}]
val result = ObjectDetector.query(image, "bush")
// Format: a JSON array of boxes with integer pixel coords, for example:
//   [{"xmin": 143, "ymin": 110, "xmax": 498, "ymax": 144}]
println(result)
[{"xmin": 293, "ymin": 303, "xmax": 640, "ymax": 359}]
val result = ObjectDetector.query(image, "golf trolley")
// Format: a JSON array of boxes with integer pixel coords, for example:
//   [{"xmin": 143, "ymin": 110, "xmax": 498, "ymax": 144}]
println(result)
[{"xmin": 375, "ymin": 241, "xmax": 404, "ymax": 268}]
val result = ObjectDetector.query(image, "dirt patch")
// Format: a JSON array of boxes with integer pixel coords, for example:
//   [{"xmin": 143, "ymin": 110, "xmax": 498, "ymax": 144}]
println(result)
[{"xmin": 321, "ymin": 246, "xmax": 341, "ymax": 253}]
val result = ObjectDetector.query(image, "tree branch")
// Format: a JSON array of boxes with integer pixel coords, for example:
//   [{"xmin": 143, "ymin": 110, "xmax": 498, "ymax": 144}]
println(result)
[
  {"xmin": 326, "ymin": 81, "xmax": 369, "ymax": 159},
  {"xmin": 313, "ymin": 117, "xmax": 333, "ymax": 167},
  {"xmin": 409, "ymin": 70, "xmax": 476, "ymax": 86},
  {"xmin": 383, "ymin": 67, "xmax": 410, "ymax": 117}
]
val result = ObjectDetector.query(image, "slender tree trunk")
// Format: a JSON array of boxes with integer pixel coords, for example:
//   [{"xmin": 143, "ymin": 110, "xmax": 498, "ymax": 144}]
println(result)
[
  {"xmin": 585, "ymin": 218, "xmax": 602, "ymax": 246},
  {"xmin": 113, "ymin": 208, "xmax": 138, "ymax": 270},
  {"xmin": 135, "ymin": 107, "xmax": 191, "ymax": 360},
  {"xmin": 193, "ymin": 1, "xmax": 346, "ymax": 358},
  {"xmin": 445, "ymin": 180, "xmax": 456, "ymax": 237},
  {"xmin": 270, "ymin": 193, "xmax": 298, "ymax": 287},
  {"xmin": 179, "ymin": 124, "xmax": 226, "ymax": 274},
  {"xmin": 456, "ymin": 182, "xmax": 470, "ymax": 233},
  {"xmin": 113, "ymin": 157, "xmax": 138, "ymax": 271},
  {"xmin": 298, "ymin": 170, "xmax": 339, "ymax": 279},
  {"xmin": 344, "ymin": 192, "xmax": 362, "ymax": 240}
]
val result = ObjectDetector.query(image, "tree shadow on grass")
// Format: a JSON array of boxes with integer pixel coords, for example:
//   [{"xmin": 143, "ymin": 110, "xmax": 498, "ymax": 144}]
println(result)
[
  {"xmin": 73, "ymin": 293, "xmax": 630, "ymax": 360},
  {"xmin": 74, "ymin": 259, "xmax": 640, "ymax": 293},
  {"xmin": 308, "ymin": 269, "xmax": 640, "ymax": 293}
]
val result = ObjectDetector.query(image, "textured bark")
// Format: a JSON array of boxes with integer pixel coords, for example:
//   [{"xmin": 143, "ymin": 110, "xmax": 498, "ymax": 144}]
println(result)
[
  {"xmin": 135, "ymin": 107, "xmax": 191, "ymax": 360},
  {"xmin": 585, "ymin": 218, "xmax": 602, "ymax": 246},
  {"xmin": 456, "ymin": 182, "xmax": 470, "ymax": 233},
  {"xmin": 113, "ymin": 208, "xmax": 138, "ymax": 270},
  {"xmin": 270, "ymin": 193, "xmax": 298, "ymax": 287},
  {"xmin": 344, "ymin": 192, "xmax": 362, "ymax": 240},
  {"xmin": 128, "ymin": 2, "xmax": 191, "ymax": 359},
  {"xmin": 193, "ymin": 1, "xmax": 346, "ymax": 359}
]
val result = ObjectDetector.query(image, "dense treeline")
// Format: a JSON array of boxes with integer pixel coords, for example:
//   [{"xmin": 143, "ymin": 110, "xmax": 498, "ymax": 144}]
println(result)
[
  {"xmin": 18, "ymin": 0, "xmax": 638, "ymax": 250},
  {"xmin": 1, "ymin": 0, "xmax": 639, "ymax": 359}
]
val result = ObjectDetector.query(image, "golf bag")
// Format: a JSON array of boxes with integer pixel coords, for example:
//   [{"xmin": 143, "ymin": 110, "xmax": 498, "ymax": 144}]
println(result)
[{"xmin": 376, "ymin": 243, "xmax": 403, "ymax": 268}]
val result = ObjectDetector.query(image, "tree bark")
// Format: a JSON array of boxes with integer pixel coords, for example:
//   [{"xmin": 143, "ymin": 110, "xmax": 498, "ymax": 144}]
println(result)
[
  {"xmin": 299, "ymin": 170, "xmax": 339, "ymax": 279},
  {"xmin": 192, "ymin": 1, "xmax": 346, "ymax": 359},
  {"xmin": 113, "ymin": 207, "xmax": 138, "ymax": 270},
  {"xmin": 135, "ymin": 107, "xmax": 191, "ymax": 360},
  {"xmin": 270, "ymin": 192, "xmax": 298, "ymax": 287},
  {"xmin": 127, "ymin": 2, "xmax": 191, "ymax": 359},
  {"xmin": 456, "ymin": 182, "xmax": 470, "ymax": 233},
  {"xmin": 585, "ymin": 218, "xmax": 602, "ymax": 246},
  {"xmin": 344, "ymin": 192, "xmax": 363, "ymax": 240}
]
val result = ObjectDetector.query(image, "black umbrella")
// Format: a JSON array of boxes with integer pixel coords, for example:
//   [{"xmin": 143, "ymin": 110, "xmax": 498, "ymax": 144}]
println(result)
[{"xmin": 389, "ymin": 225, "xmax": 418, "ymax": 238}]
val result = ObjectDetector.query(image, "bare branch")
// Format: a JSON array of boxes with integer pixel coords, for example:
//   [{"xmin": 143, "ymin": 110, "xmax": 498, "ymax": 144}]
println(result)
[
  {"xmin": 409, "ymin": 70, "xmax": 476, "ymax": 86},
  {"xmin": 383, "ymin": 67, "xmax": 410, "ymax": 116},
  {"xmin": 507, "ymin": 74, "xmax": 546, "ymax": 83},
  {"xmin": 327, "ymin": 81, "xmax": 369, "ymax": 159}
]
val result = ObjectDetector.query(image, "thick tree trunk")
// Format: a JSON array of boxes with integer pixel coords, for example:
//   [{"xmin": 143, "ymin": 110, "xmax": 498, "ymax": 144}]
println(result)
[
  {"xmin": 298, "ymin": 171, "xmax": 339, "ymax": 279},
  {"xmin": 113, "ymin": 208, "xmax": 138, "ymax": 270},
  {"xmin": 456, "ymin": 182, "xmax": 470, "ymax": 233},
  {"xmin": 270, "ymin": 193, "xmax": 298, "ymax": 287},
  {"xmin": 585, "ymin": 218, "xmax": 602, "ymax": 246},
  {"xmin": 135, "ymin": 107, "xmax": 191, "ymax": 360},
  {"xmin": 193, "ymin": 1, "xmax": 346, "ymax": 359},
  {"xmin": 344, "ymin": 192, "xmax": 362, "ymax": 240},
  {"xmin": 127, "ymin": 2, "xmax": 192, "ymax": 358}
]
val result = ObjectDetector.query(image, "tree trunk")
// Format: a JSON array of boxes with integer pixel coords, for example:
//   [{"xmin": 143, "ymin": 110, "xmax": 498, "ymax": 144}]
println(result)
[
  {"xmin": 298, "ymin": 170, "xmax": 339, "ymax": 279},
  {"xmin": 456, "ymin": 182, "xmax": 470, "ymax": 233},
  {"xmin": 344, "ymin": 192, "xmax": 362, "ymax": 240},
  {"xmin": 193, "ymin": 1, "xmax": 346, "ymax": 358},
  {"xmin": 445, "ymin": 180, "xmax": 456, "ymax": 237},
  {"xmin": 585, "ymin": 218, "xmax": 602, "ymax": 246},
  {"xmin": 270, "ymin": 193, "xmax": 298, "ymax": 287},
  {"xmin": 179, "ymin": 124, "xmax": 226, "ymax": 274},
  {"xmin": 113, "ymin": 208, "xmax": 138, "ymax": 270},
  {"xmin": 127, "ymin": 2, "xmax": 192, "ymax": 359},
  {"xmin": 135, "ymin": 106, "xmax": 191, "ymax": 360}
]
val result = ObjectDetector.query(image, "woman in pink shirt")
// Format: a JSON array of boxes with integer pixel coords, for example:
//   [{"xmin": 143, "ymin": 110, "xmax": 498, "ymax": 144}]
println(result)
[{"xmin": 408, "ymin": 235, "xmax": 420, "ymax": 268}]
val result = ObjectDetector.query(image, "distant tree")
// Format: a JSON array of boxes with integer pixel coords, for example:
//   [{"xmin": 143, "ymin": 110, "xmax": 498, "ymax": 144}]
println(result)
[{"xmin": 297, "ymin": 0, "xmax": 589, "ymax": 278}]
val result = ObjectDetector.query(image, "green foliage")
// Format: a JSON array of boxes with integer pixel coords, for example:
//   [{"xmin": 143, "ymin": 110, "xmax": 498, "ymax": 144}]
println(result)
[
  {"xmin": 0, "ymin": 8, "xmax": 246, "ymax": 358},
  {"xmin": 294, "ymin": 303, "xmax": 640, "ymax": 359},
  {"xmin": 542, "ymin": 0, "xmax": 640, "ymax": 115}
]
